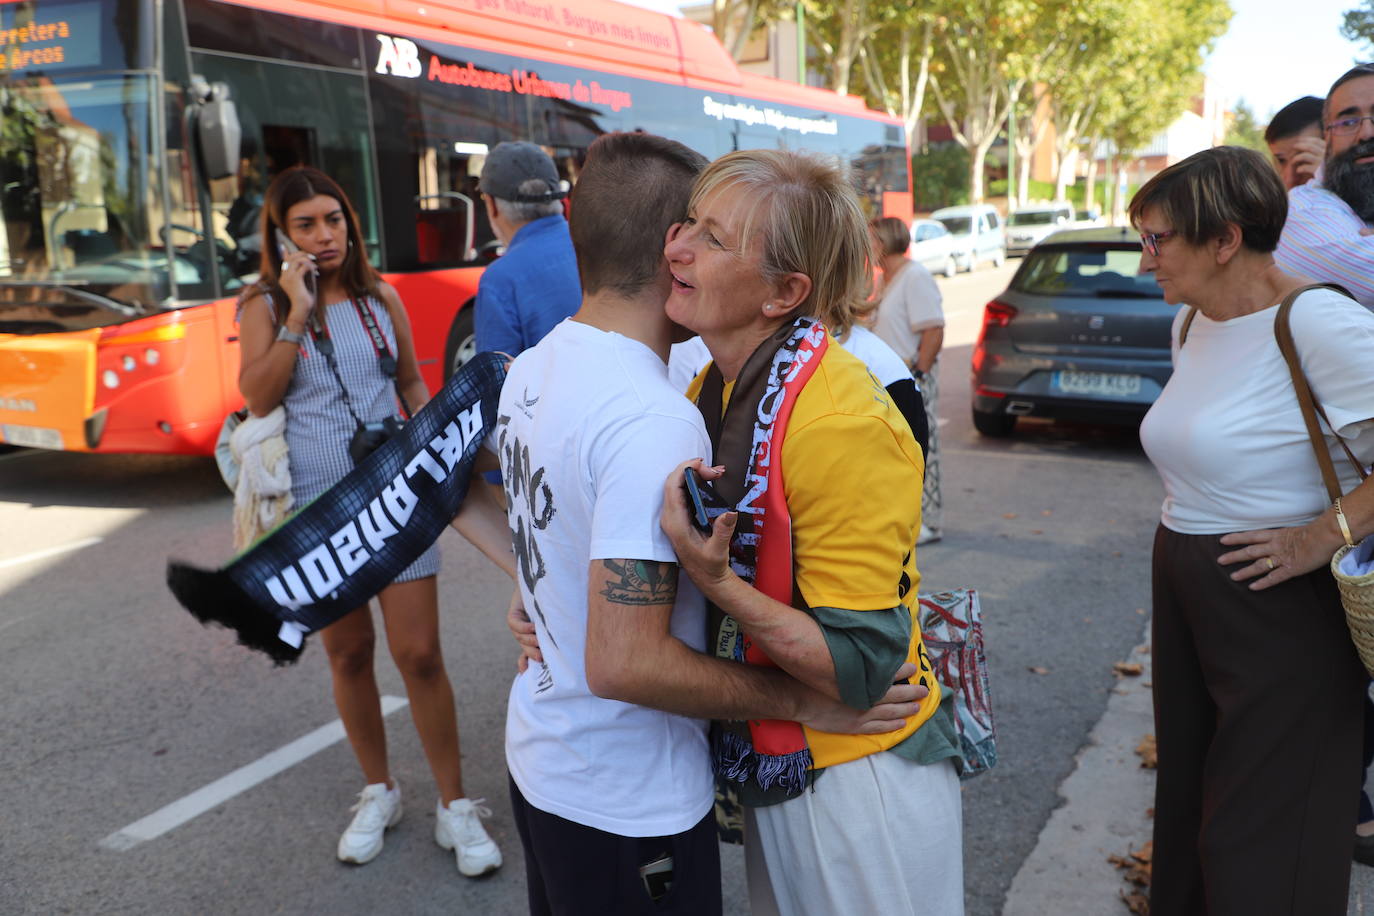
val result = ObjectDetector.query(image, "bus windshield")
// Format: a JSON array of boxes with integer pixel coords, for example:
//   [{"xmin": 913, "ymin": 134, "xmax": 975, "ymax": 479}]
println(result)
[{"xmin": 0, "ymin": 75, "xmax": 182, "ymax": 321}]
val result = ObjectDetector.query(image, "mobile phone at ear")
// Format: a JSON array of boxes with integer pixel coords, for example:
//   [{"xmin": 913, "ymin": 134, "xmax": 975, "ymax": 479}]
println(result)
[
  {"xmin": 276, "ymin": 228, "xmax": 316, "ymax": 295},
  {"xmin": 683, "ymin": 466, "xmax": 731, "ymax": 535}
]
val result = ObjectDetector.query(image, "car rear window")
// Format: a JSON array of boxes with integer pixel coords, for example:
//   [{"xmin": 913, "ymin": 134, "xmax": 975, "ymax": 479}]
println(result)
[
  {"xmin": 1014, "ymin": 246, "xmax": 1162, "ymax": 298},
  {"xmin": 1009, "ymin": 211, "xmax": 1056, "ymax": 226},
  {"xmin": 938, "ymin": 217, "xmax": 971, "ymax": 234}
]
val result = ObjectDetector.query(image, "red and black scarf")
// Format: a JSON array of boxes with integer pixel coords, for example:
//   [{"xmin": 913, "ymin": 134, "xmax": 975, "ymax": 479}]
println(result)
[{"xmin": 695, "ymin": 317, "xmax": 828, "ymax": 797}]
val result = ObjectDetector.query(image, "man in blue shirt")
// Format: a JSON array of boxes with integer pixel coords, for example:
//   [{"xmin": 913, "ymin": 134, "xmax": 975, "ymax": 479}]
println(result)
[{"xmin": 476, "ymin": 142, "xmax": 582, "ymax": 355}]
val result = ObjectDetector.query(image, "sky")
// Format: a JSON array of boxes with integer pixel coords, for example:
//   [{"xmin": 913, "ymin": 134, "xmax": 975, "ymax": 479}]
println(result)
[{"xmin": 616, "ymin": 0, "xmax": 1371, "ymax": 120}]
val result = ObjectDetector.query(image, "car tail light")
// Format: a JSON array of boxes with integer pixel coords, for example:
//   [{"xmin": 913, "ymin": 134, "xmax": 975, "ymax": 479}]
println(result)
[{"xmin": 983, "ymin": 300, "xmax": 1018, "ymax": 328}]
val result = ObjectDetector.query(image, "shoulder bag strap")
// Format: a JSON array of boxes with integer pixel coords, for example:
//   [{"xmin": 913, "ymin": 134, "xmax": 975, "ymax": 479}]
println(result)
[
  {"xmin": 1178, "ymin": 306, "xmax": 1197, "ymax": 347},
  {"xmin": 351, "ymin": 296, "xmax": 414, "ymax": 420},
  {"xmin": 1273, "ymin": 283, "xmax": 1369, "ymax": 502}
]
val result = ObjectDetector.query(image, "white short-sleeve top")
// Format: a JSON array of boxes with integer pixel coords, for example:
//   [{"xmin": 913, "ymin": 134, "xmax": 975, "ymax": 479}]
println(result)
[{"xmin": 1140, "ymin": 287, "xmax": 1374, "ymax": 534}]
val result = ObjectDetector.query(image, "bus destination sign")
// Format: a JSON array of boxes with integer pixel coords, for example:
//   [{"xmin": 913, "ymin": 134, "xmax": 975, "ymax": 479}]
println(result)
[{"xmin": 0, "ymin": 0, "xmax": 100, "ymax": 75}]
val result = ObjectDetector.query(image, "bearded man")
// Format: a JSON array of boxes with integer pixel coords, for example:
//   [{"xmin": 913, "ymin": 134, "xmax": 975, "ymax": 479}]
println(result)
[{"xmin": 1274, "ymin": 62, "xmax": 1374, "ymax": 307}]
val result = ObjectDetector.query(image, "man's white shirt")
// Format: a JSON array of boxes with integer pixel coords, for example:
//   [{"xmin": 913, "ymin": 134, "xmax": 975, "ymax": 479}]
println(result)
[{"xmin": 497, "ymin": 318, "xmax": 715, "ymax": 837}]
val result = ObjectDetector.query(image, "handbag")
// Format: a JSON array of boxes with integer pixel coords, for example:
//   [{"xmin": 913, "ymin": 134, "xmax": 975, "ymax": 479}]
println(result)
[
  {"xmin": 916, "ymin": 588, "xmax": 997, "ymax": 778},
  {"xmin": 1272, "ymin": 284, "xmax": 1374, "ymax": 676}
]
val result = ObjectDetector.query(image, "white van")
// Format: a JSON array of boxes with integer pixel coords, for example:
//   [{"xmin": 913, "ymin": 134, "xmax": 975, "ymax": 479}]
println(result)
[
  {"xmin": 931, "ymin": 204, "xmax": 1006, "ymax": 272},
  {"xmin": 1005, "ymin": 203, "xmax": 1074, "ymax": 256}
]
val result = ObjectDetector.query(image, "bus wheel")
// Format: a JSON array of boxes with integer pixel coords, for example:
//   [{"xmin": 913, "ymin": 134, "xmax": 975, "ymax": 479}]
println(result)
[{"xmin": 443, "ymin": 305, "xmax": 477, "ymax": 380}]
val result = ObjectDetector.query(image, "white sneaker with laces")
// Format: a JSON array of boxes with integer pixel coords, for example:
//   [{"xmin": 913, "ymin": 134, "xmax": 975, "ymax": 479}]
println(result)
[
  {"xmin": 336, "ymin": 781, "xmax": 402, "ymax": 864},
  {"xmin": 435, "ymin": 797, "xmax": 502, "ymax": 877},
  {"xmin": 918, "ymin": 524, "xmax": 941, "ymax": 545}
]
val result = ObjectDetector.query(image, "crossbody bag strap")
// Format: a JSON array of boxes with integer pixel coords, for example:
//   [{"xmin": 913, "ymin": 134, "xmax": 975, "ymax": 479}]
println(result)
[
  {"xmin": 309, "ymin": 318, "xmax": 368, "ymax": 431},
  {"xmin": 351, "ymin": 296, "xmax": 414, "ymax": 420},
  {"xmin": 1273, "ymin": 283, "xmax": 1369, "ymax": 502}
]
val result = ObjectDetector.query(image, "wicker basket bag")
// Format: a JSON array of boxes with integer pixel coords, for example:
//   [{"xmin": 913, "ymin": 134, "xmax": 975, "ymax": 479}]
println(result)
[
  {"xmin": 1333, "ymin": 545, "xmax": 1374, "ymax": 676},
  {"xmin": 1275, "ymin": 285, "xmax": 1374, "ymax": 676}
]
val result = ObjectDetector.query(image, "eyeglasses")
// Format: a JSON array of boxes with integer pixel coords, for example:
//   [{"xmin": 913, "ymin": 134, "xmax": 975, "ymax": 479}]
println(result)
[
  {"xmin": 1326, "ymin": 115, "xmax": 1374, "ymax": 136},
  {"xmin": 1139, "ymin": 229, "xmax": 1178, "ymax": 257}
]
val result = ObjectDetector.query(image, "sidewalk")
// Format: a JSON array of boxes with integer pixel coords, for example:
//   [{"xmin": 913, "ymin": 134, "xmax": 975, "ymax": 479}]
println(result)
[{"xmin": 1001, "ymin": 620, "xmax": 1374, "ymax": 915}]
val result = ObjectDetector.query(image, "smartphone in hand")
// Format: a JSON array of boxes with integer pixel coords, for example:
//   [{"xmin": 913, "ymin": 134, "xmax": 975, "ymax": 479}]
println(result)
[
  {"xmin": 683, "ymin": 467, "xmax": 732, "ymax": 535},
  {"xmin": 275, "ymin": 228, "xmax": 317, "ymax": 296}
]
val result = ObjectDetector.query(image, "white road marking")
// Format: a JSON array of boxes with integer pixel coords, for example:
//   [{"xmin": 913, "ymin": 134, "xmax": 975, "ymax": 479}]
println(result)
[
  {"xmin": 99, "ymin": 695, "xmax": 410, "ymax": 851},
  {"xmin": 0, "ymin": 537, "xmax": 103, "ymax": 571}
]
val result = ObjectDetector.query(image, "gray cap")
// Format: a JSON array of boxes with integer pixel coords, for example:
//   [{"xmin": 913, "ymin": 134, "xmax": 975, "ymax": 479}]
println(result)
[{"xmin": 479, "ymin": 141, "xmax": 566, "ymax": 203}]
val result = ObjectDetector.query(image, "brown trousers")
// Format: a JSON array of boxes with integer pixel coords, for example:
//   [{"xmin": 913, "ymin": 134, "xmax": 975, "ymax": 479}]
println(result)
[{"xmin": 1150, "ymin": 525, "xmax": 1365, "ymax": 915}]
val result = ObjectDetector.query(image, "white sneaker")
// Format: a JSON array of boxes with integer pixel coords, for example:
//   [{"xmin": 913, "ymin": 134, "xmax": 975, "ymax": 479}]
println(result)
[
  {"xmin": 435, "ymin": 797, "xmax": 502, "ymax": 877},
  {"xmin": 918, "ymin": 524, "xmax": 941, "ymax": 545},
  {"xmin": 336, "ymin": 781, "xmax": 402, "ymax": 864}
]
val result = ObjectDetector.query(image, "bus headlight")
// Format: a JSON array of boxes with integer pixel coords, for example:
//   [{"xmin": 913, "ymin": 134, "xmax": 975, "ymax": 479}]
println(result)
[
  {"xmin": 144, "ymin": 348, "xmax": 160, "ymax": 366},
  {"xmin": 102, "ymin": 370, "xmax": 120, "ymax": 388},
  {"xmin": 122, "ymin": 355, "xmax": 136, "ymax": 372}
]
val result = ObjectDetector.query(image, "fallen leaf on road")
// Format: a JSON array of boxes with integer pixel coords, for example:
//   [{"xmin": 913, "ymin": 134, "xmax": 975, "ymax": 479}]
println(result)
[
  {"xmin": 1120, "ymin": 890, "xmax": 1149, "ymax": 914},
  {"xmin": 1135, "ymin": 607, "xmax": 1146, "ymax": 615},
  {"xmin": 1136, "ymin": 734, "xmax": 1157, "ymax": 769},
  {"xmin": 1003, "ymin": 512, "xmax": 1018, "ymax": 519},
  {"xmin": 1135, "ymin": 644, "xmax": 1151, "ymax": 655},
  {"xmin": 1113, "ymin": 662, "xmax": 1144, "ymax": 677},
  {"xmin": 1041, "ymin": 509, "xmax": 1053, "ymax": 516},
  {"xmin": 1031, "ymin": 529, "xmax": 1044, "ymax": 535},
  {"xmin": 1028, "ymin": 666, "xmax": 1049, "ymax": 675}
]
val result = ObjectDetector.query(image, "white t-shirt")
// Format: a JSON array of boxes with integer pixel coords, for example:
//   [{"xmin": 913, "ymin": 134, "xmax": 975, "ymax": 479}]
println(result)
[
  {"xmin": 1140, "ymin": 288, "xmax": 1374, "ymax": 534},
  {"xmin": 667, "ymin": 336, "xmax": 712, "ymax": 393},
  {"xmin": 498, "ymin": 319, "xmax": 715, "ymax": 837},
  {"xmin": 837, "ymin": 325, "xmax": 915, "ymax": 388},
  {"xmin": 872, "ymin": 260, "xmax": 944, "ymax": 367}
]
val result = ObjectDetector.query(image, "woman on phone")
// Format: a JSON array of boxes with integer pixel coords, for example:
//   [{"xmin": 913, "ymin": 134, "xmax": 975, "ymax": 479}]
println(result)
[{"xmin": 236, "ymin": 166, "xmax": 502, "ymax": 876}]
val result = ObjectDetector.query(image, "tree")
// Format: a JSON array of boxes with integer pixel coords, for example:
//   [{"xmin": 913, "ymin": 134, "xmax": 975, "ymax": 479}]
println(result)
[
  {"xmin": 1224, "ymin": 100, "xmax": 1268, "ymax": 154},
  {"xmin": 927, "ymin": 0, "xmax": 1066, "ymax": 203},
  {"xmin": 854, "ymin": 4, "xmax": 940, "ymax": 151},
  {"xmin": 1343, "ymin": 0, "xmax": 1374, "ymax": 51},
  {"xmin": 804, "ymin": 0, "xmax": 899, "ymax": 97},
  {"xmin": 708, "ymin": 0, "xmax": 791, "ymax": 62}
]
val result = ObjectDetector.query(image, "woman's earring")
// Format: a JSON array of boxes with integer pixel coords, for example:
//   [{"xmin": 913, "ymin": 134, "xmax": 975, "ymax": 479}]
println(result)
[{"xmin": 347, "ymin": 238, "xmax": 354, "ymax": 249}]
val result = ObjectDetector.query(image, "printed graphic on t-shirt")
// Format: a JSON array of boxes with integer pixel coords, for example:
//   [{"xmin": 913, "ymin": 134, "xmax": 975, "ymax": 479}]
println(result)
[{"xmin": 497, "ymin": 406, "xmax": 558, "ymax": 694}]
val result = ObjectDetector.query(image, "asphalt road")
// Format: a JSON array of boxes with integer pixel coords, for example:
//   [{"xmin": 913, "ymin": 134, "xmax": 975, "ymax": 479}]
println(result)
[{"xmin": 0, "ymin": 260, "xmax": 1169, "ymax": 915}]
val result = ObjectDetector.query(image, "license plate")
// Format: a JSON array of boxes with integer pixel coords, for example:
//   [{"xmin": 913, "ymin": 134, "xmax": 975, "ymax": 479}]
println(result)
[
  {"xmin": 1, "ymin": 424, "xmax": 63, "ymax": 449},
  {"xmin": 1052, "ymin": 371, "xmax": 1141, "ymax": 398}
]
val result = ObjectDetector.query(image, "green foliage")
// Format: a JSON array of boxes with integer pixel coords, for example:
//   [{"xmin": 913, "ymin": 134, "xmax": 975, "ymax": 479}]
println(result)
[
  {"xmin": 987, "ymin": 178, "xmax": 1124, "ymax": 208},
  {"xmin": 1224, "ymin": 100, "xmax": 1268, "ymax": 154},
  {"xmin": 1343, "ymin": 0, "xmax": 1374, "ymax": 50},
  {"xmin": 911, "ymin": 143, "xmax": 969, "ymax": 211}
]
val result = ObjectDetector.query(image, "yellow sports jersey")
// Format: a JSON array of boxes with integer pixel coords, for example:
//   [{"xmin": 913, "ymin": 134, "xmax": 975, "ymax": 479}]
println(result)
[{"xmin": 689, "ymin": 334, "xmax": 938, "ymax": 769}]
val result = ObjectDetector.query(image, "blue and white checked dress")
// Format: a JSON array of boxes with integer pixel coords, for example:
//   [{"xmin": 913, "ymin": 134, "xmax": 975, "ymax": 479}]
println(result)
[{"xmin": 268, "ymin": 293, "xmax": 440, "ymax": 583}]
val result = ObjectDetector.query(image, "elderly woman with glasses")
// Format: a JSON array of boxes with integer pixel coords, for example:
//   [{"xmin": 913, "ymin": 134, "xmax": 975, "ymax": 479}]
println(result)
[
  {"xmin": 658, "ymin": 149, "xmax": 964, "ymax": 916},
  {"xmin": 1132, "ymin": 145, "xmax": 1374, "ymax": 913}
]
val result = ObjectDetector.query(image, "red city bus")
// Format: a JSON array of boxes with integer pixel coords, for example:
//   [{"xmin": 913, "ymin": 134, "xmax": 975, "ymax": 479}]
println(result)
[{"xmin": 0, "ymin": 0, "xmax": 913, "ymax": 454}]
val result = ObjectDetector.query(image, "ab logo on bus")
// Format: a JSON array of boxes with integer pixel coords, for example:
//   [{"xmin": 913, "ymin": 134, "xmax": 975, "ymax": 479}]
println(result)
[{"xmin": 375, "ymin": 34, "xmax": 422, "ymax": 79}]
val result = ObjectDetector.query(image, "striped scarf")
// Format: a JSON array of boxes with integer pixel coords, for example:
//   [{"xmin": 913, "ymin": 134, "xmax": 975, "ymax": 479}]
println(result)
[{"xmin": 167, "ymin": 352, "xmax": 506, "ymax": 663}]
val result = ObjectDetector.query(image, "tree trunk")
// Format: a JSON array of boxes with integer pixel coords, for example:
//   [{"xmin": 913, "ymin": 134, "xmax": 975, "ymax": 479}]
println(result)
[
  {"xmin": 1084, "ymin": 145, "xmax": 1099, "ymax": 211},
  {"xmin": 1017, "ymin": 149, "xmax": 1033, "ymax": 206}
]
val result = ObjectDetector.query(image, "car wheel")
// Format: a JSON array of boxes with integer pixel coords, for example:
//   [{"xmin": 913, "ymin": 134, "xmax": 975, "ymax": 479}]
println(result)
[
  {"xmin": 942, "ymin": 256, "xmax": 957, "ymax": 278},
  {"xmin": 443, "ymin": 303, "xmax": 478, "ymax": 380},
  {"xmin": 972, "ymin": 408, "xmax": 1017, "ymax": 437},
  {"xmin": 992, "ymin": 247, "xmax": 1006, "ymax": 267}
]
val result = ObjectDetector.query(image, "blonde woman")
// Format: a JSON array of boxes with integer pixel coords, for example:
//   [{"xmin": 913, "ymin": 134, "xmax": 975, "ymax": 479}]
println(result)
[{"xmin": 660, "ymin": 150, "xmax": 963, "ymax": 916}]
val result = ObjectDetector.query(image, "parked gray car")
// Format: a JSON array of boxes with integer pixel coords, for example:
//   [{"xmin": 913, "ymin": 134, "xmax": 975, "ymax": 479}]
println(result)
[{"xmin": 969, "ymin": 227, "xmax": 1175, "ymax": 437}]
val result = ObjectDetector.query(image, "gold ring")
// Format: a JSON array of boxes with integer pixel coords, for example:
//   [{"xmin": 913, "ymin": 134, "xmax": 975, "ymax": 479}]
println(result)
[{"xmin": 1265, "ymin": 557, "xmax": 1276, "ymax": 570}]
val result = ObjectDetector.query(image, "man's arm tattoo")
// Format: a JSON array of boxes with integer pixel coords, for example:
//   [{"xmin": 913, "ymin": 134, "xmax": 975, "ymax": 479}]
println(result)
[{"xmin": 599, "ymin": 559, "xmax": 678, "ymax": 606}]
